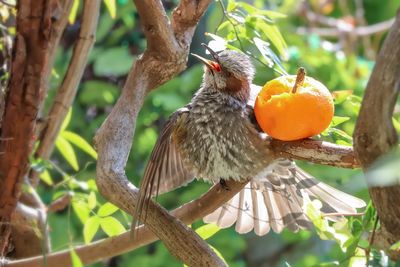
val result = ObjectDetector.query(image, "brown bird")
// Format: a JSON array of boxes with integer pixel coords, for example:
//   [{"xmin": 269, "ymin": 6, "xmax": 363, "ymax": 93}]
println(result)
[{"xmin": 133, "ymin": 44, "xmax": 365, "ymax": 236}]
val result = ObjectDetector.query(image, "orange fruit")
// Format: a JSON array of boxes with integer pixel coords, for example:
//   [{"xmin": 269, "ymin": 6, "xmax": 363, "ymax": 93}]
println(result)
[{"xmin": 254, "ymin": 68, "xmax": 334, "ymax": 141}]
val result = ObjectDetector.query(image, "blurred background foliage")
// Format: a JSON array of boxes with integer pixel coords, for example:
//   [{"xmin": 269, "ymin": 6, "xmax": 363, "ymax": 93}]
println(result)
[{"xmin": 2, "ymin": 0, "xmax": 400, "ymax": 266}]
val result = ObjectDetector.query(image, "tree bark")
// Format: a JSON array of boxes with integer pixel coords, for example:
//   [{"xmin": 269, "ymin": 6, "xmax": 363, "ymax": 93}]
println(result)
[
  {"xmin": 0, "ymin": 0, "xmax": 59, "ymax": 256},
  {"xmin": 353, "ymin": 10, "xmax": 400, "ymax": 259}
]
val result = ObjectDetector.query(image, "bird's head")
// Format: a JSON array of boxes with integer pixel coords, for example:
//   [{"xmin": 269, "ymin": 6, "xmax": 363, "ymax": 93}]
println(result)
[{"xmin": 192, "ymin": 44, "xmax": 255, "ymax": 102}]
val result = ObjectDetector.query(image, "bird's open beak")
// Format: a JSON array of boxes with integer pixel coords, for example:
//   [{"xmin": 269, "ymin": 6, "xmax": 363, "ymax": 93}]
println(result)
[
  {"xmin": 191, "ymin": 43, "xmax": 221, "ymax": 71},
  {"xmin": 201, "ymin": 43, "xmax": 220, "ymax": 62},
  {"xmin": 191, "ymin": 53, "xmax": 216, "ymax": 70}
]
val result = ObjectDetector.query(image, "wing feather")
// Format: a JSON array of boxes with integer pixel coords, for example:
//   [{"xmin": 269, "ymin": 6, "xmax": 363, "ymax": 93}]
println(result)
[
  {"xmin": 132, "ymin": 107, "xmax": 194, "ymax": 234},
  {"xmin": 203, "ymin": 159, "xmax": 365, "ymax": 236}
]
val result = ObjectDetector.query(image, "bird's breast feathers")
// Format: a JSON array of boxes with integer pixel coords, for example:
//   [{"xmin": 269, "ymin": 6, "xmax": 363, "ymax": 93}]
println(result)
[{"xmin": 173, "ymin": 100, "xmax": 268, "ymax": 182}]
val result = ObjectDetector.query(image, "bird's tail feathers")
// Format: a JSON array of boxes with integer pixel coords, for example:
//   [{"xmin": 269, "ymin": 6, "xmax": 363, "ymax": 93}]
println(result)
[{"xmin": 203, "ymin": 160, "xmax": 365, "ymax": 236}]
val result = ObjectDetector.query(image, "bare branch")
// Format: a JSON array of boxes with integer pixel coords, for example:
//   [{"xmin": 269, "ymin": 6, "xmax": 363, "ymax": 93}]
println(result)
[
  {"xmin": 47, "ymin": 193, "xmax": 72, "ymax": 213},
  {"xmin": 354, "ymin": 11, "xmax": 400, "ymax": 259},
  {"xmin": 10, "ymin": 203, "xmax": 46, "ymax": 258},
  {"xmin": 172, "ymin": 0, "xmax": 212, "ymax": 48},
  {"xmin": 32, "ymin": 0, "xmax": 100, "ymax": 185},
  {"xmin": 134, "ymin": 0, "xmax": 177, "ymax": 55},
  {"xmin": 4, "ymin": 180, "xmax": 246, "ymax": 267},
  {"xmin": 270, "ymin": 138, "xmax": 359, "ymax": 168},
  {"xmin": 42, "ymin": 0, "xmax": 74, "ymax": 90},
  {"xmin": 0, "ymin": 0, "xmax": 62, "ymax": 255},
  {"xmin": 296, "ymin": 18, "xmax": 395, "ymax": 37}
]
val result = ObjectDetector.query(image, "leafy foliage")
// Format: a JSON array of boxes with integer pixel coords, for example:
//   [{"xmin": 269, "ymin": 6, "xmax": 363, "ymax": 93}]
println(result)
[{"xmin": 15, "ymin": 0, "xmax": 399, "ymax": 266}]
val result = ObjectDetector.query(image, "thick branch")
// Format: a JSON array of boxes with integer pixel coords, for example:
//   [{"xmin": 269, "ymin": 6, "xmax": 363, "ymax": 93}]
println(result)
[
  {"xmin": 134, "ymin": 0, "xmax": 177, "ymax": 55},
  {"xmin": 4, "ymin": 139, "xmax": 356, "ymax": 266},
  {"xmin": 93, "ymin": 1, "xmax": 224, "ymax": 266},
  {"xmin": 270, "ymin": 139, "xmax": 359, "ymax": 168},
  {"xmin": 172, "ymin": 0, "xmax": 212, "ymax": 49},
  {"xmin": 5, "ymin": 180, "xmax": 245, "ymax": 267},
  {"xmin": 32, "ymin": 0, "xmax": 100, "ymax": 185},
  {"xmin": 0, "ymin": 0, "xmax": 59, "ymax": 256},
  {"xmin": 354, "ymin": 11, "xmax": 400, "ymax": 258},
  {"xmin": 10, "ymin": 203, "xmax": 46, "ymax": 258}
]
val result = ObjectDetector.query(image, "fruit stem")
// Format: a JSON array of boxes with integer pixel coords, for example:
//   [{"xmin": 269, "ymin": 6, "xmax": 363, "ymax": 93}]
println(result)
[{"xmin": 292, "ymin": 67, "xmax": 306, "ymax": 93}]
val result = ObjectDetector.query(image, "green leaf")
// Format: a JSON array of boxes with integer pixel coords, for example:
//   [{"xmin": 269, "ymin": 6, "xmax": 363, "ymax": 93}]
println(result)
[
  {"xmin": 253, "ymin": 37, "xmax": 287, "ymax": 74},
  {"xmin": 195, "ymin": 224, "xmax": 220, "ymax": 240},
  {"xmin": 93, "ymin": 47, "xmax": 133, "ymax": 76},
  {"xmin": 70, "ymin": 247, "xmax": 84, "ymax": 267},
  {"xmin": 103, "ymin": 0, "xmax": 116, "ymax": 18},
  {"xmin": 332, "ymin": 90, "xmax": 353, "ymax": 104},
  {"xmin": 87, "ymin": 191, "xmax": 97, "ymax": 210},
  {"xmin": 62, "ymin": 131, "xmax": 97, "ymax": 159},
  {"xmin": 98, "ymin": 202, "xmax": 119, "ymax": 217},
  {"xmin": 69, "ymin": 0, "xmax": 80, "ymax": 24},
  {"xmin": 331, "ymin": 116, "xmax": 350, "ymax": 127},
  {"xmin": 68, "ymin": 178, "xmax": 89, "ymax": 191},
  {"xmin": 79, "ymin": 80, "xmax": 119, "ymax": 107},
  {"xmin": 259, "ymin": 10, "xmax": 287, "ymax": 19},
  {"xmin": 328, "ymin": 128, "xmax": 353, "ymax": 144},
  {"xmin": 55, "ymin": 136, "xmax": 79, "ymax": 171},
  {"xmin": 226, "ymin": 0, "xmax": 237, "ymax": 12},
  {"xmin": 39, "ymin": 169, "xmax": 53, "ymax": 186},
  {"xmin": 84, "ymin": 216, "xmax": 100, "ymax": 244},
  {"xmin": 60, "ymin": 108, "xmax": 72, "ymax": 132},
  {"xmin": 390, "ymin": 240, "xmax": 400, "ymax": 251},
  {"xmin": 303, "ymin": 193, "xmax": 352, "ymax": 252},
  {"xmin": 392, "ymin": 117, "xmax": 400, "ymax": 132},
  {"xmin": 205, "ymin": 33, "xmax": 227, "ymax": 52},
  {"xmin": 72, "ymin": 200, "xmax": 90, "ymax": 224},
  {"xmin": 100, "ymin": 217, "xmax": 126, "ymax": 236},
  {"xmin": 250, "ymin": 17, "xmax": 287, "ymax": 58}
]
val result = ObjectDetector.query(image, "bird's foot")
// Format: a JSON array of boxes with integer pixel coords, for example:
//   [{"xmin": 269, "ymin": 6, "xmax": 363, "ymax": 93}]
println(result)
[{"xmin": 219, "ymin": 179, "xmax": 230, "ymax": 191}]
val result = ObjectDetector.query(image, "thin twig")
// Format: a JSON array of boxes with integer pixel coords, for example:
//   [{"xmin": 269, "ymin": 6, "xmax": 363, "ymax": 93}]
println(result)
[
  {"xmin": 322, "ymin": 212, "xmax": 365, "ymax": 217},
  {"xmin": 215, "ymin": 0, "xmax": 285, "ymax": 75},
  {"xmin": 365, "ymin": 212, "xmax": 379, "ymax": 265},
  {"xmin": 217, "ymin": 0, "xmax": 244, "ymax": 51},
  {"xmin": 297, "ymin": 18, "xmax": 395, "ymax": 37},
  {"xmin": 0, "ymin": 0, "xmax": 15, "ymax": 8},
  {"xmin": 32, "ymin": 0, "xmax": 100, "ymax": 186}
]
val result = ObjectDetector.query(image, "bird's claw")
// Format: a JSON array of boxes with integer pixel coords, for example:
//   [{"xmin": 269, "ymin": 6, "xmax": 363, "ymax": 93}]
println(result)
[{"xmin": 219, "ymin": 179, "xmax": 230, "ymax": 191}]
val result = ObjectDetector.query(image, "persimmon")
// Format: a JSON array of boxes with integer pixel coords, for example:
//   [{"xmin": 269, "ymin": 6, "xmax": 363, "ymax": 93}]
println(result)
[{"xmin": 254, "ymin": 68, "xmax": 334, "ymax": 141}]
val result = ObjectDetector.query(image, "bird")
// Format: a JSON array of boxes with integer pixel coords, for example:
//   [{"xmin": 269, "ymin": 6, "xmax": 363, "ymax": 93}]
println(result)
[{"xmin": 132, "ymin": 43, "xmax": 365, "ymax": 236}]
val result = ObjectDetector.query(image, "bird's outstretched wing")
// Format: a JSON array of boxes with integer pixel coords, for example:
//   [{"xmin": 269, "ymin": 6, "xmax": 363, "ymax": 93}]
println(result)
[
  {"xmin": 132, "ymin": 106, "xmax": 194, "ymax": 231},
  {"xmin": 203, "ymin": 159, "xmax": 365, "ymax": 236}
]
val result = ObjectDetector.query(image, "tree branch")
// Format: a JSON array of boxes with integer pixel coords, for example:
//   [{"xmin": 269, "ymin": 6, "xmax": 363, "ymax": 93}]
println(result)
[
  {"xmin": 296, "ymin": 18, "xmax": 395, "ymax": 37},
  {"xmin": 0, "ymin": 0, "xmax": 60, "ymax": 256},
  {"xmin": 4, "ymin": 139, "xmax": 356, "ymax": 266},
  {"xmin": 93, "ymin": 0, "xmax": 224, "ymax": 266},
  {"xmin": 42, "ymin": 0, "xmax": 74, "ymax": 92},
  {"xmin": 32, "ymin": 0, "xmax": 100, "ymax": 186},
  {"xmin": 270, "ymin": 138, "xmax": 359, "ymax": 168},
  {"xmin": 134, "ymin": 0, "xmax": 177, "ymax": 55},
  {"xmin": 353, "ymin": 11, "xmax": 400, "ymax": 259},
  {"xmin": 10, "ymin": 202, "xmax": 46, "ymax": 258}
]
